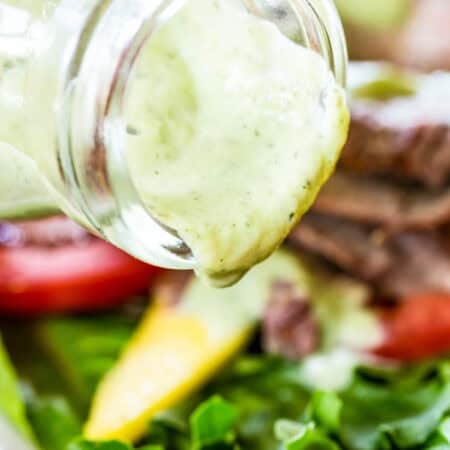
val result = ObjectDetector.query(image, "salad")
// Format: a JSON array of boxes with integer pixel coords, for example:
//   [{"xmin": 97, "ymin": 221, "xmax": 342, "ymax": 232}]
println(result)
[
  {"xmin": 2, "ymin": 216, "xmax": 450, "ymax": 450},
  {"xmin": 0, "ymin": 61, "xmax": 450, "ymax": 450},
  {"xmin": 1, "ymin": 2, "xmax": 450, "ymax": 449}
]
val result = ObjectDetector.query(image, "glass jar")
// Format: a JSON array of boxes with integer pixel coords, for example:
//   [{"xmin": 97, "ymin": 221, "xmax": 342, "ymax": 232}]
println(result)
[{"xmin": 0, "ymin": 0, "xmax": 347, "ymax": 270}]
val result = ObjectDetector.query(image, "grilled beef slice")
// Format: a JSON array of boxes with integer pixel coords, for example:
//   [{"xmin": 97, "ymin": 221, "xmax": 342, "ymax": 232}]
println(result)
[
  {"xmin": 345, "ymin": 0, "xmax": 450, "ymax": 72},
  {"xmin": 314, "ymin": 171, "xmax": 450, "ymax": 230},
  {"xmin": 342, "ymin": 69, "xmax": 450, "ymax": 187},
  {"xmin": 262, "ymin": 281, "xmax": 319, "ymax": 360},
  {"xmin": 288, "ymin": 213, "xmax": 450, "ymax": 299}
]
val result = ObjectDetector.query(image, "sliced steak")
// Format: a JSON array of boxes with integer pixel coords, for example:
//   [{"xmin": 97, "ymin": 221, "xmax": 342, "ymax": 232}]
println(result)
[
  {"xmin": 380, "ymin": 233, "xmax": 450, "ymax": 299},
  {"xmin": 342, "ymin": 65, "xmax": 450, "ymax": 187},
  {"xmin": 289, "ymin": 213, "xmax": 450, "ymax": 298},
  {"xmin": 289, "ymin": 213, "xmax": 392, "ymax": 280},
  {"xmin": 262, "ymin": 281, "xmax": 319, "ymax": 360},
  {"xmin": 345, "ymin": 0, "xmax": 450, "ymax": 72},
  {"xmin": 0, "ymin": 216, "xmax": 91, "ymax": 248},
  {"xmin": 314, "ymin": 171, "xmax": 450, "ymax": 230}
]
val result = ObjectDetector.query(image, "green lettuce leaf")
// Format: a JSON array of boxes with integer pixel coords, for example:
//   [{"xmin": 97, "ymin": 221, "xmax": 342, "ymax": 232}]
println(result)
[
  {"xmin": 190, "ymin": 396, "xmax": 238, "ymax": 448},
  {"xmin": 142, "ymin": 407, "xmax": 192, "ymax": 450},
  {"xmin": 1, "ymin": 316, "xmax": 136, "ymax": 450},
  {"xmin": 68, "ymin": 438, "xmax": 163, "ymax": 450},
  {"xmin": 304, "ymin": 392, "xmax": 342, "ymax": 435},
  {"xmin": 8, "ymin": 313, "xmax": 450, "ymax": 450},
  {"xmin": 0, "ymin": 335, "xmax": 34, "ymax": 441},
  {"xmin": 275, "ymin": 419, "xmax": 340, "ymax": 450},
  {"xmin": 27, "ymin": 396, "xmax": 81, "ymax": 450},
  {"xmin": 35, "ymin": 316, "xmax": 135, "ymax": 411},
  {"xmin": 338, "ymin": 363, "xmax": 450, "ymax": 449},
  {"xmin": 205, "ymin": 356, "xmax": 311, "ymax": 450},
  {"xmin": 278, "ymin": 423, "xmax": 340, "ymax": 450},
  {"xmin": 139, "ymin": 358, "xmax": 310, "ymax": 450},
  {"xmin": 424, "ymin": 416, "xmax": 450, "ymax": 449},
  {"xmin": 68, "ymin": 439, "xmax": 131, "ymax": 450},
  {"xmin": 274, "ymin": 391, "xmax": 342, "ymax": 450},
  {"xmin": 205, "ymin": 357, "xmax": 450, "ymax": 450}
]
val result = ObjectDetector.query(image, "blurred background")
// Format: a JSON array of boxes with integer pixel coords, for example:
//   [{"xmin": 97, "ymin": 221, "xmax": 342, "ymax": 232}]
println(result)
[{"xmin": 339, "ymin": 0, "xmax": 450, "ymax": 71}]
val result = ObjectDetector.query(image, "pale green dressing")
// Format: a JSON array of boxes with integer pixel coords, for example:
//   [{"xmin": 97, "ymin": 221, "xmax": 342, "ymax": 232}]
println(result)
[
  {"xmin": 125, "ymin": 0, "xmax": 348, "ymax": 285},
  {"xmin": 0, "ymin": 0, "xmax": 348, "ymax": 285}
]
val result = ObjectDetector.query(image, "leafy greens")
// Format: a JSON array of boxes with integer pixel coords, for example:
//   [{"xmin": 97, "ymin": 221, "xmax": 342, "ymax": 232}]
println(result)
[{"xmin": 5, "ymin": 315, "xmax": 450, "ymax": 450}]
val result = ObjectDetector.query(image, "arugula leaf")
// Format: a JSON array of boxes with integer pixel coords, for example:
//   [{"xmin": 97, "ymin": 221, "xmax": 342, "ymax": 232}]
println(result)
[
  {"xmin": 425, "ymin": 446, "xmax": 450, "ymax": 450},
  {"xmin": 0, "ymin": 335, "xmax": 34, "ymax": 441},
  {"xmin": 35, "ymin": 316, "xmax": 135, "ymax": 411},
  {"xmin": 275, "ymin": 391, "xmax": 343, "ymax": 450},
  {"xmin": 339, "ymin": 363, "xmax": 450, "ymax": 449},
  {"xmin": 1, "ymin": 316, "xmax": 136, "ymax": 450},
  {"xmin": 2, "ymin": 316, "xmax": 135, "ymax": 418},
  {"xmin": 190, "ymin": 396, "xmax": 238, "ymax": 448},
  {"xmin": 420, "ymin": 415, "xmax": 450, "ymax": 449},
  {"xmin": 275, "ymin": 419, "xmax": 307, "ymax": 442},
  {"xmin": 141, "ymin": 357, "xmax": 311, "ymax": 450},
  {"xmin": 67, "ymin": 438, "xmax": 164, "ymax": 450},
  {"xmin": 138, "ymin": 445, "xmax": 164, "ymax": 450},
  {"xmin": 27, "ymin": 396, "xmax": 81, "ymax": 450},
  {"xmin": 438, "ymin": 417, "xmax": 450, "ymax": 442},
  {"xmin": 144, "ymin": 413, "xmax": 190, "ymax": 450},
  {"xmin": 206, "ymin": 356, "xmax": 311, "ymax": 450},
  {"xmin": 275, "ymin": 421, "xmax": 340, "ymax": 450},
  {"xmin": 304, "ymin": 392, "xmax": 342, "ymax": 435},
  {"xmin": 68, "ymin": 439, "xmax": 132, "ymax": 450},
  {"xmin": 285, "ymin": 425, "xmax": 340, "ymax": 450},
  {"xmin": 137, "ymin": 446, "xmax": 165, "ymax": 450},
  {"xmin": 150, "ymin": 356, "xmax": 450, "ymax": 450},
  {"xmin": 9, "ymin": 310, "xmax": 450, "ymax": 450}
]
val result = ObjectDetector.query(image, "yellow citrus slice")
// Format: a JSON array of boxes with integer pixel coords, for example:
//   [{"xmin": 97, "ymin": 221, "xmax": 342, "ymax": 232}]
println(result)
[{"xmin": 84, "ymin": 250, "xmax": 308, "ymax": 442}]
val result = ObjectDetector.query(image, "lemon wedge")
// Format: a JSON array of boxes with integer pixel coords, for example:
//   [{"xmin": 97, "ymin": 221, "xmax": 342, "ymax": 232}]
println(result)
[{"xmin": 84, "ymin": 250, "xmax": 309, "ymax": 442}]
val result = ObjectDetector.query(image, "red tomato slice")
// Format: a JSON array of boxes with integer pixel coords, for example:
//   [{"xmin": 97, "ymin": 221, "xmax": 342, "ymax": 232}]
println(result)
[
  {"xmin": 0, "ymin": 239, "xmax": 160, "ymax": 315},
  {"xmin": 373, "ymin": 294, "xmax": 450, "ymax": 362}
]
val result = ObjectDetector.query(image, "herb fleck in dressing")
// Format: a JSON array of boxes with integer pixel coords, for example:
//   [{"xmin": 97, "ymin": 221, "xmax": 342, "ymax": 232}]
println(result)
[{"xmin": 125, "ymin": 0, "xmax": 349, "ymax": 286}]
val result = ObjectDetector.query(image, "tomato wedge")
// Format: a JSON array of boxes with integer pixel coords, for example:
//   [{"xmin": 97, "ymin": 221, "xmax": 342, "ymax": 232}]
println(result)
[
  {"xmin": 373, "ymin": 294, "xmax": 450, "ymax": 362},
  {"xmin": 0, "ymin": 239, "xmax": 160, "ymax": 315}
]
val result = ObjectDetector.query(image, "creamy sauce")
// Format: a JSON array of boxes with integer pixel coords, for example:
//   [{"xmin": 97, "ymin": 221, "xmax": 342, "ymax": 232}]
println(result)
[
  {"xmin": 299, "ymin": 267, "xmax": 384, "ymax": 391},
  {"xmin": 0, "ymin": 143, "xmax": 57, "ymax": 219},
  {"xmin": 299, "ymin": 349, "xmax": 361, "ymax": 391},
  {"xmin": 0, "ymin": 0, "xmax": 348, "ymax": 284},
  {"xmin": 0, "ymin": 1, "xmax": 65, "ymax": 218},
  {"xmin": 179, "ymin": 249, "xmax": 310, "ymax": 340},
  {"xmin": 126, "ymin": 0, "xmax": 349, "ymax": 285}
]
